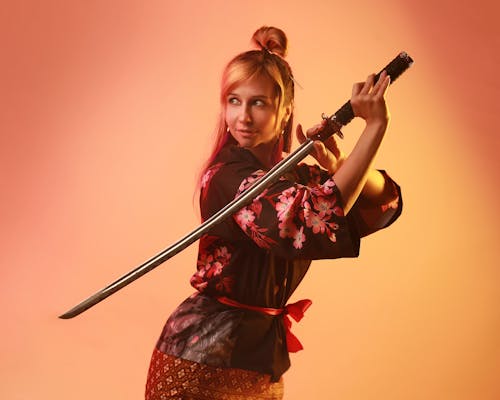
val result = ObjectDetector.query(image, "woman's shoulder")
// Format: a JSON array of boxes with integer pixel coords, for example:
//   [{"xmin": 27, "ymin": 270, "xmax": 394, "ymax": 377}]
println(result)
[
  {"xmin": 214, "ymin": 145, "xmax": 261, "ymax": 166},
  {"xmin": 204, "ymin": 146, "xmax": 262, "ymax": 183},
  {"xmin": 200, "ymin": 146, "xmax": 264, "ymax": 209}
]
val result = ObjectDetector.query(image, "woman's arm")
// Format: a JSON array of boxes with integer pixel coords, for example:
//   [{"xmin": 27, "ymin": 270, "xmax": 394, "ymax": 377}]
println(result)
[
  {"xmin": 297, "ymin": 71, "xmax": 392, "ymax": 213},
  {"xmin": 360, "ymin": 169, "xmax": 398, "ymax": 204}
]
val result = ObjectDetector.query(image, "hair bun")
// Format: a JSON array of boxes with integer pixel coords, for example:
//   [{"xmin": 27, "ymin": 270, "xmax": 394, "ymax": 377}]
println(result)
[{"xmin": 251, "ymin": 26, "xmax": 288, "ymax": 57}]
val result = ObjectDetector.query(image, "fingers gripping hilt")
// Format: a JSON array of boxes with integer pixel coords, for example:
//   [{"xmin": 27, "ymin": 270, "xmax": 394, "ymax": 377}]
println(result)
[{"xmin": 311, "ymin": 51, "xmax": 414, "ymax": 142}]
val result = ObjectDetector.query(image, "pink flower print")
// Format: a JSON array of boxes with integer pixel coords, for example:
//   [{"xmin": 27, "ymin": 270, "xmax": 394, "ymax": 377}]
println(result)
[
  {"xmin": 213, "ymin": 262, "xmax": 224, "ymax": 276},
  {"xmin": 296, "ymin": 185, "xmax": 311, "ymax": 204},
  {"xmin": 235, "ymin": 208, "xmax": 255, "ymax": 229},
  {"xmin": 305, "ymin": 210, "xmax": 327, "ymax": 234},
  {"xmin": 201, "ymin": 163, "xmax": 223, "ymax": 190},
  {"xmin": 197, "ymin": 252, "xmax": 214, "ymax": 271},
  {"xmin": 293, "ymin": 226, "xmax": 306, "ymax": 249},
  {"xmin": 278, "ymin": 219, "xmax": 297, "ymax": 239},
  {"xmin": 276, "ymin": 199, "xmax": 293, "ymax": 220},
  {"xmin": 382, "ymin": 197, "xmax": 399, "ymax": 211},
  {"xmin": 191, "ymin": 241, "xmax": 233, "ymax": 293},
  {"xmin": 249, "ymin": 226, "xmax": 276, "ymax": 249},
  {"xmin": 313, "ymin": 197, "xmax": 334, "ymax": 217},
  {"xmin": 278, "ymin": 187, "xmax": 296, "ymax": 201},
  {"xmin": 276, "ymin": 188, "xmax": 297, "ymax": 219},
  {"xmin": 275, "ymin": 200, "xmax": 288, "ymax": 217},
  {"xmin": 190, "ymin": 274, "xmax": 208, "ymax": 291},
  {"xmin": 333, "ymin": 206, "xmax": 344, "ymax": 217},
  {"xmin": 200, "ymin": 171, "xmax": 211, "ymax": 189},
  {"xmin": 237, "ymin": 170, "xmax": 265, "ymax": 193},
  {"xmin": 206, "ymin": 261, "xmax": 224, "ymax": 278},
  {"xmin": 250, "ymin": 199, "xmax": 263, "ymax": 218},
  {"xmin": 328, "ymin": 230, "xmax": 337, "ymax": 243},
  {"xmin": 214, "ymin": 246, "xmax": 230, "ymax": 262}
]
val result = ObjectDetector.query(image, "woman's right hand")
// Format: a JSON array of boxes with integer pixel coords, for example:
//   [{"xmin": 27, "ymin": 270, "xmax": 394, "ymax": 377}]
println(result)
[
  {"xmin": 350, "ymin": 70, "xmax": 391, "ymax": 128},
  {"xmin": 327, "ymin": 71, "xmax": 392, "ymax": 214}
]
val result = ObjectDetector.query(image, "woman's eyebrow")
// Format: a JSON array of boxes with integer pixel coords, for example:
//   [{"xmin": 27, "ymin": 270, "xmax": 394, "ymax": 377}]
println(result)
[{"xmin": 227, "ymin": 93, "xmax": 271, "ymax": 99}]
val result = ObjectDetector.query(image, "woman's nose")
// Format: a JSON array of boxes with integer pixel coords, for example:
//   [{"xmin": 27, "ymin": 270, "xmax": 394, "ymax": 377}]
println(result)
[{"xmin": 238, "ymin": 105, "xmax": 252, "ymax": 123}]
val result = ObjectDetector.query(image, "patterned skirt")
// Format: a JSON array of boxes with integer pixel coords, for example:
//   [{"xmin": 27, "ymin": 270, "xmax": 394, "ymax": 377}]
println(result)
[{"xmin": 145, "ymin": 348, "xmax": 284, "ymax": 400}]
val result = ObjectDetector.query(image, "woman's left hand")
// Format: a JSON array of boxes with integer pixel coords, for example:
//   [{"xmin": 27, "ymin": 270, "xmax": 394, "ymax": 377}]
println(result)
[{"xmin": 296, "ymin": 120, "xmax": 345, "ymax": 174}]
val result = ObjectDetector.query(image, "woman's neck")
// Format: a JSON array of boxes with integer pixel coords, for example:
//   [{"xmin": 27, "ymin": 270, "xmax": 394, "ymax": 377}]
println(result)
[{"xmin": 246, "ymin": 136, "xmax": 283, "ymax": 169}]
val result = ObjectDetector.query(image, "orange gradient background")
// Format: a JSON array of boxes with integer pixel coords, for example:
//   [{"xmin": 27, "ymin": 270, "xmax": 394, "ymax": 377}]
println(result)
[{"xmin": 1, "ymin": 1, "xmax": 499, "ymax": 399}]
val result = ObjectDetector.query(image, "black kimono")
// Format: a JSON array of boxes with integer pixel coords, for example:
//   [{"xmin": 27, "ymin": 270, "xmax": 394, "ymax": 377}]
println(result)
[{"xmin": 155, "ymin": 145, "xmax": 402, "ymax": 381}]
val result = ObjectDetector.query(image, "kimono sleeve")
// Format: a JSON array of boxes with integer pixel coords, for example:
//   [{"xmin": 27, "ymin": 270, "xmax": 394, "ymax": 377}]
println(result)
[
  {"xmin": 229, "ymin": 169, "xmax": 360, "ymax": 260},
  {"xmin": 348, "ymin": 170, "xmax": 402, "ymax": 237}
]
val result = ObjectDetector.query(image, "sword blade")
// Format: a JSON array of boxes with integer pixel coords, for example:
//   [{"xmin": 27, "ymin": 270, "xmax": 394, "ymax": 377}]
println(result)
[
  {"xmin": 59, "ymin": 52, "xmax": 413, "ymax": 319},
  {"xmin": 59, "ymin": 140, "xmax": 316, "ymax": 319}
]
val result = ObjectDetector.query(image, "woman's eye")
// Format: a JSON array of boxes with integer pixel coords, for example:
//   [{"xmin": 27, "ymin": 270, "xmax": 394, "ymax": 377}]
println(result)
[
  {"xmin": 228, "ymin": 97, "xmax": 240, "ymax": 105},
  {"xmin": 254, "ymin": 99, "xmax": 266, "ymax": 106}
]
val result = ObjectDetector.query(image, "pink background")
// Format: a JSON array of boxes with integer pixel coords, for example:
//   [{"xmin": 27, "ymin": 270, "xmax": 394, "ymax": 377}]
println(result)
[{"xmin": 1, "ymin": 1, "xmax": 499, "ymax": 399}]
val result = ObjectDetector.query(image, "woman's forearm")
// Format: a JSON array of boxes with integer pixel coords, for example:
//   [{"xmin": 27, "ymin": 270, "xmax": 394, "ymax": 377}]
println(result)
[{"xmin": 333, "ymin": 121, "xmax": 386, "ymax": 213}]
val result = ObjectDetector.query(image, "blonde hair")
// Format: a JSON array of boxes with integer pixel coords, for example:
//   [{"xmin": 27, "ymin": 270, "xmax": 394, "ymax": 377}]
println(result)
[{"xmin": 202, "ymin": 26, "xmax": 295, "ymax": 178}]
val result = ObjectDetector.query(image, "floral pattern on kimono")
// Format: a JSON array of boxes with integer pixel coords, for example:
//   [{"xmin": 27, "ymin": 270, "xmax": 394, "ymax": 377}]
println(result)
[{"xmin": 156, "ymin": 145, "xmax": 402, "ymax": 381}]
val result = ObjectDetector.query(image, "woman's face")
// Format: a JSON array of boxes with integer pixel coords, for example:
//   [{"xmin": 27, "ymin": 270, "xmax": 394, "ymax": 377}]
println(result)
[{"xmin": 225, "ymin": 74, "xmax": 285, "ymax": 164}]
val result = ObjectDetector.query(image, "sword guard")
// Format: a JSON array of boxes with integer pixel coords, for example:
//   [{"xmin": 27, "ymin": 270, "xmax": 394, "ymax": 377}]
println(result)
[{"xmin": 310, "ymin": 113, "xmax": 344, "ymax": 141}]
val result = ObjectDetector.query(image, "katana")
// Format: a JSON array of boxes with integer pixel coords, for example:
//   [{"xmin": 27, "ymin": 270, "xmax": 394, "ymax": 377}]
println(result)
[{"xmin": 59, "ymin": 52, "xmax": 413, "ymax": 319}]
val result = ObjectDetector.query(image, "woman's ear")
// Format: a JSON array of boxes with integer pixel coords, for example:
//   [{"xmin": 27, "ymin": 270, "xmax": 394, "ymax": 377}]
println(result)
[{"xmin": 281, "ymin": 103, "xmax": 293, "ymax": 130}]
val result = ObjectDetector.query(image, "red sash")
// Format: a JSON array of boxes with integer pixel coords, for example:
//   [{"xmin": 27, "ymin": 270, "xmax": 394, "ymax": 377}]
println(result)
[{"xmin": 216, "ymin": 296, "xmax": 312, "ymax": 353}]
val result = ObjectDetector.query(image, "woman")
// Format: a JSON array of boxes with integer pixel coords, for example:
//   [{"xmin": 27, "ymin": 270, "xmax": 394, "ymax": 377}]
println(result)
[{"xmin": 145, "ymin": 26, "xmax": 401, "ymax": 399}]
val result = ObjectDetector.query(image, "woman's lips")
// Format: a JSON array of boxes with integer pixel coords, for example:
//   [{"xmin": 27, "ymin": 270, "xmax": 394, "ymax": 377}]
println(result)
[{"xmin": 237, "ymin": 129, "xmax": 256, "ymax": 136}]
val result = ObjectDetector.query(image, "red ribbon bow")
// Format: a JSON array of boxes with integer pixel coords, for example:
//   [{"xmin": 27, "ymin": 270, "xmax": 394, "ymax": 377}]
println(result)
[{"xmin": 284, "ymin": 299, "xmax": 312, "ymax": 353}]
